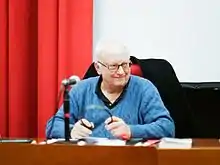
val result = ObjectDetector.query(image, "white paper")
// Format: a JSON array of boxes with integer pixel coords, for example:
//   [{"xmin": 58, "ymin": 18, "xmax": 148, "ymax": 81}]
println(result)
[
  {"xmin": 84, "ymin": 137, "xmax": 126, "ymax": 146},
  {"xmin": 41, "ymin": 137, "xmax": 126, "ymax": 146},
  {"xmin": 158, "ymin": 137, "xmax": 192, "ymax": 149}
]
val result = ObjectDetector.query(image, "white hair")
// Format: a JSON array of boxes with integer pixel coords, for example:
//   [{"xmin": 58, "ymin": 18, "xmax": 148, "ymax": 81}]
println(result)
[{"xmin": 94, "ymin": 40, "xmax": 130, "ymax": 62}]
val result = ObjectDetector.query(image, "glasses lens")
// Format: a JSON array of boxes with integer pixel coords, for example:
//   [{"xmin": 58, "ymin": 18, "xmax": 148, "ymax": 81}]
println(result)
[
  {"xmin": 122, "ymin": 63, "xmax": 130, "ymax": 68},
  {"xmin": 108, "ymin": 65, "xmax": 118, "ymax": 71}
]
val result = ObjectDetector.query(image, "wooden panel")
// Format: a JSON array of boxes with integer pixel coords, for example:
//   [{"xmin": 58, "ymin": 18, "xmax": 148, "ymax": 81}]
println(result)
[
  {"xmin": 158, "ymin": 148, "xmax": 220, "ymax": 165},
  {"xmin": 0, "ymin": 144, "xmax": 156, "ymax": 165},
  {"xmin": 158, "ymin": 139, "xmax": 220, "ymax": 165}
]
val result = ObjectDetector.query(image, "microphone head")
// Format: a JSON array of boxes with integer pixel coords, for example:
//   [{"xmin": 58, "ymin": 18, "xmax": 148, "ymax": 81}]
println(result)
[
  {"xmin": 62, "ymin": 75, "xmax": 80, "ymax": 86},
  {"xmin": 69, "ymin": 75, "xmax": 80, "ymax": 83}
]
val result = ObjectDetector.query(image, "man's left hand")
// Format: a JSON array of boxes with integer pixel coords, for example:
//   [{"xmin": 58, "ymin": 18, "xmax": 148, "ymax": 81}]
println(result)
[{"xmin": 105, "ymin": 116, "xmax": 131, "ymax": 140}]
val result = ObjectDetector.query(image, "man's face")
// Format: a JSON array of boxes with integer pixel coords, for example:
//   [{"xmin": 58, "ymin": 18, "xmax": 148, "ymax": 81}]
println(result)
[{"xmin": 98, "ymin": 55, "xmax": 131, "ymax": 88}]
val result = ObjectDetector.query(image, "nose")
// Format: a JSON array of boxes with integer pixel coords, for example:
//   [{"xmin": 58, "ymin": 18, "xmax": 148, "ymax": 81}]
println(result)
[{"xmin": 116, "ymin": 65, "xmax": 125, "ymax": 74}]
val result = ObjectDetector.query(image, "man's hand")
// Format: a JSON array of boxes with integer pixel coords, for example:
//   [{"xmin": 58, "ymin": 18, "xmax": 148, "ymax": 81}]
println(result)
[
  {"xmin": 105, "ymin": 116, "xmax": 131, "ymax": 140},
  {"xmin": 70, "ymin": 119, "xmax": 94, "ymax": 139}
]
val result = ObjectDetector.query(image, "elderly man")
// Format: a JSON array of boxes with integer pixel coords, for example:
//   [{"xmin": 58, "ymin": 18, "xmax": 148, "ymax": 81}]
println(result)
[{"xmin": 46, "ymin": 41, "xmax": 175, "ymax": 140}]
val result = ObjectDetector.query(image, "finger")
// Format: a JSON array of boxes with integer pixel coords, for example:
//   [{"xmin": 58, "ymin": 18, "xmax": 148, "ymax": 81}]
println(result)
[
  {"xmin": 71, "ymin": 130, "xmax": 82, "ymax": 139},
  {"xmin": 77, "ymin": 124, "xmax": 92, "ymax": 135},
  {"xmin": 104, "ymin": 116, "xmax": 122, "ymax": 124},
  {"xmin": 80, "ymin": 119, "xmax": 93, "ymax": 128},
  {"xmin": 72, "ymin": 121, "xmax": 94, "ymax": 134},
  {"xmin": 77, "ymin": 129, "xmax": 91, "ymax": 137},
  {"xmin": 110, "ymin": 128, "xmax": 129, "ymax": 140},
  {"xmin": 105, "ymin": 121, "xmax": 123, "ymax": 131},
  {"xmin": 111, "ymin": 130, "xmax": 119, "ymax": 137},
  {"xmin": 90, "ymin": 122, "xmax": 94, "ymax": 128},
  {"xmin": 71, "ymin": 126, "xmax": 92, "ymax": 139},
  {"xmin": 71, "ymin": 132, "xmax": 86, "ymax": 139},
  {"xmin": 110, "ymin": 128, "xmax": 123, "ymax": 138},
  {"xmin": 104, "ymin": 117, "xmax": 112, "ymax": 125}
]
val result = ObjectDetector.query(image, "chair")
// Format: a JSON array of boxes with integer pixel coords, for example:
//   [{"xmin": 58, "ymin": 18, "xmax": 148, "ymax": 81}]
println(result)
[
  {"xmin": 182, "ymin": 83, "xmax": 220, "ymax": 138},
  {"xmin": 83, "ymin": 56, "xmax": 195, "ymax": 138}
]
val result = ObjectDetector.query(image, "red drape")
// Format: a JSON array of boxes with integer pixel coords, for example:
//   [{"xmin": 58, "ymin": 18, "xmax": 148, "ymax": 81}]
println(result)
[{"xmin": 0, "ymin": 0, "xmax": 93, "ymax": 138}]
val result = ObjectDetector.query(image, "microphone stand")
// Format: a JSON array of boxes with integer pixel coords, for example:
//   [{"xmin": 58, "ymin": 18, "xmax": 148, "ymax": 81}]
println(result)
[{"xmin": 63, "ymin": 85, "xmax": 70, "ymax": 141}]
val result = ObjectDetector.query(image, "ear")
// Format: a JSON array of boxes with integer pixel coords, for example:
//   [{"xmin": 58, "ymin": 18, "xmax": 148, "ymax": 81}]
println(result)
[{"xmin": 94, "ymin": 62, "xmax": 102, "ymax": 75}]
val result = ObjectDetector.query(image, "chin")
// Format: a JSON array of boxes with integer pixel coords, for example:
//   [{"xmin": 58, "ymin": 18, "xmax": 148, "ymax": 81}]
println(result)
[{"xmin": 113, "ymin": 78, "xmax": 128, "ymax": 87}]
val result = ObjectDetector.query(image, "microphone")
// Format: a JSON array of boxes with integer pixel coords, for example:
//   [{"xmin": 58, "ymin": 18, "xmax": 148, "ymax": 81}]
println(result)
[
  {"xmin": 57, "ymin": 75, "xmax": 80, "ymax": 109},
  {"xmin": 62, "ymin": 75, "xmax": 80, "ymax": 141},
  {"xmin": 46, "ymin": 75, "xmax": 80, "ymax": 140},
  {"xmin": 62, "ymin": 75, "xmax": 80, "ymax": 86}
]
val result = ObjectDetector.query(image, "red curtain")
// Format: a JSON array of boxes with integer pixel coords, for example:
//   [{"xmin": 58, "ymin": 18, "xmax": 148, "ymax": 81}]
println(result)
[{"xmin": 0, "ymin": 0, "xmax": 93, "ymax": 138}]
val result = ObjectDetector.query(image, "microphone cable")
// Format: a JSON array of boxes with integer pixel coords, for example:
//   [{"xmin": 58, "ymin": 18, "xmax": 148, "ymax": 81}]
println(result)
[{"xmin": 46, "ymin": 82, "xmax": 65, "ymax": 140}]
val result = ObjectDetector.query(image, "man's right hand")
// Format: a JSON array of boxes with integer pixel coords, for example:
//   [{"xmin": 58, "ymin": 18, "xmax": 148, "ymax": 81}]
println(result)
[{"xmin": 70, "ymin": 119, "xmax": 94, "ymax": 139}]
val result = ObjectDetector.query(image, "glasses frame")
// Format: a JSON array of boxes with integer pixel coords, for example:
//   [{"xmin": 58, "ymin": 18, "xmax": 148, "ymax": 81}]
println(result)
[{"xmin": 98, "ymin": 61, "xmax": 132, "ymax": 73}]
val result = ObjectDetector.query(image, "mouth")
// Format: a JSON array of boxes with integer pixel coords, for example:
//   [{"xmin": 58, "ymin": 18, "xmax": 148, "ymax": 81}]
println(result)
[
  {"xmin": 113, "ymin": 77, "xmax": 126, "ymax": 80},
  {"xmin": 113, "ymin": 77, "xmax": 127, "ymax": 83},
  {"xmin": 112, "ymin": 74, "xmax": 127, "ymax": 79}
]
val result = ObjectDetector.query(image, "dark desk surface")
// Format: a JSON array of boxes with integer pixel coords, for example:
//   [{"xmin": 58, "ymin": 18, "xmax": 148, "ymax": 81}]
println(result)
[{"xmin": 0, "ymin": 139, "xmax": 219, "ymax": 165}]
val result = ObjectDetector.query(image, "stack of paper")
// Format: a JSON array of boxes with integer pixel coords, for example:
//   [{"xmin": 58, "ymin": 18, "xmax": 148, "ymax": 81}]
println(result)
[
  {"xmin": 38, "ymin": 138, "xmax": 78, "ymax": 145},
  {"xmin": 158, "ymin": 137, "xmax": 192, "ymax": 149},
  {"xmin": 40, "ymin": 137, "xmax": 126, "ymax": 146}
]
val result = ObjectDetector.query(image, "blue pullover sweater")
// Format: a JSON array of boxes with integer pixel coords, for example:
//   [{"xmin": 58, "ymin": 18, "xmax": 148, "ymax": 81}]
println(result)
[{"xmin": 46, "ymin": 75, "xmax": 175, "ymax": 139}]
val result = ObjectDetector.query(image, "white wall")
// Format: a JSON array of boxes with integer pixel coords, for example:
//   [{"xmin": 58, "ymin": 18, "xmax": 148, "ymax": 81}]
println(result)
[{"xmin": 93, "ymin": 0, "xmax": 220, "ymax": 82}]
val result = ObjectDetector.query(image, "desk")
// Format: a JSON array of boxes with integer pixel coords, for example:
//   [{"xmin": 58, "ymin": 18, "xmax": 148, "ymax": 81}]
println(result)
[
  {"xmin": 0, "ymin": 144, "xmax": 156, "ymax": 165},
  {"xmin": 0, "ymin": 139, "xmax": 220, "ymax": 165},
  {"xmin": 158, "ymin": 139, "xmax": 220, "ymax": 165},
  {"xmin": 158, "ymin": 148, "xmax": 220, "ymax": 165}
]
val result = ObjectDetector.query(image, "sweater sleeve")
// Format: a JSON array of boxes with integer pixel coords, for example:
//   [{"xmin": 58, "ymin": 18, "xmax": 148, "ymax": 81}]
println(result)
[
  {"xmin": 45, "ymin": 88, "xmax": 80, "ymax": 138},
  {"xmin": 129, "ymin": 82, "xmax": 175, "ymax": 139}
]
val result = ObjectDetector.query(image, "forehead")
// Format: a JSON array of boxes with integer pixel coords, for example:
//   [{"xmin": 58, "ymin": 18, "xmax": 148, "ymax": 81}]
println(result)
[{"xmin": 102, "ymin": 53, "xmax": 130, "ymax": 64}]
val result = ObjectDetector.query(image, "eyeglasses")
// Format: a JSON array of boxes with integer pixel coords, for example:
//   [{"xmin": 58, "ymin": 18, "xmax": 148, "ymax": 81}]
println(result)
[{"xmin": 98, "ymin": 61, "xmax": 132, "ymax": 73}]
